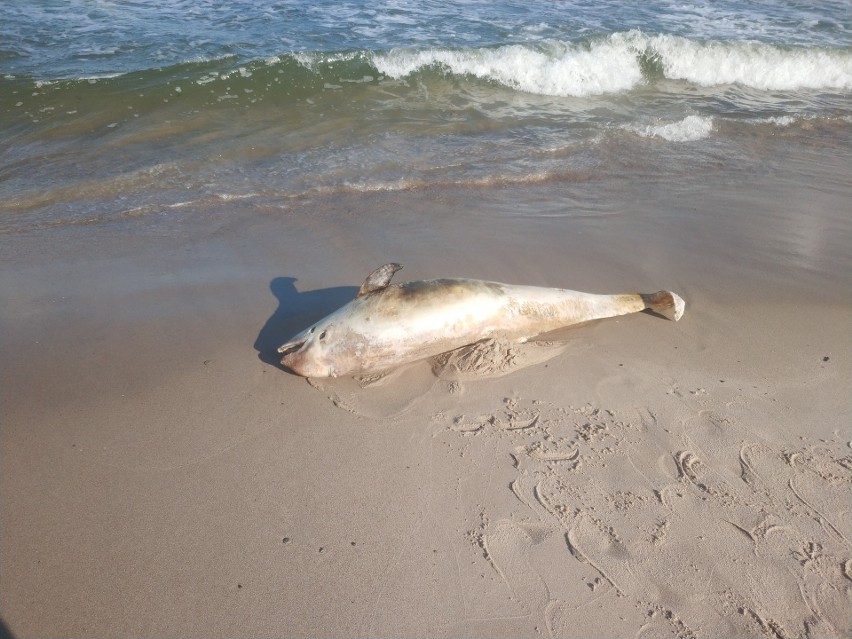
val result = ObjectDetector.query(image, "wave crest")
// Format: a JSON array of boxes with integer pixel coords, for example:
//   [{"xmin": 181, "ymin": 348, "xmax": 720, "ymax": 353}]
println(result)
[
  {"xmin": 373, "ymin": 39, "xmax": 643, "ymax": 97},
  {"xmin": 635, "ymin": 32, "xmax": 852, "ymax": 91},
  {"xmin": 371, "ymin": 32, "xmax": 852, "ymax": 97}
]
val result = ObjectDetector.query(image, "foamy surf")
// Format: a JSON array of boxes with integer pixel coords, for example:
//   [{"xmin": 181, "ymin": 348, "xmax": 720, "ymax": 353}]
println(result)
[
  {"xmin": 634, "ymin": 32, "xmax": 852, "ymax": 91},
  {"xmin": 371, "ymin": 31, "xmax": 852, "ymax": 97},
  {"xmin": 629, "ymin": 115, "xmax": 714, "ymax": 142},
  {"xmin": 372, "ymin": 39, "xmax": 644, "ymax": 97},
  {"xmin": 3, "ymin": 0, "xmax": 851, "ymax": 234}
]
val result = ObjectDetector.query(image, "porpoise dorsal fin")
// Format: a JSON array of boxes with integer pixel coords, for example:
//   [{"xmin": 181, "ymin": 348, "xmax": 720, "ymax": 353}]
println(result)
[{"xmin": 357, "ymin": 263, "xmax": 403, "ymax": 298}]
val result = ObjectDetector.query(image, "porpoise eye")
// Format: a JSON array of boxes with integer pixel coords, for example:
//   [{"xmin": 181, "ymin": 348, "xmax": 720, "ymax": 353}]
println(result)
[
  {"xmin": 319, "ymin": 330, "xmax": 327, "ymax": 340},
  {"xmin": 309, "ymin": 327, "xmax": 316, "ymax": 334}
]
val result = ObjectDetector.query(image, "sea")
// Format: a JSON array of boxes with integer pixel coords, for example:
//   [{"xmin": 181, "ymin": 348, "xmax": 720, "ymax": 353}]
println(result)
[{"xmin": 1, "ymin": 0, "xmax": 851, "ymax": 234}]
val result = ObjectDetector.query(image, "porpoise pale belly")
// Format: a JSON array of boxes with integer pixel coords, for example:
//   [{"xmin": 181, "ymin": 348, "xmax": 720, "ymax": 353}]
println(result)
[{"xmin": 322, "ymin": 279, "xmax": 643, "ymax": 375}]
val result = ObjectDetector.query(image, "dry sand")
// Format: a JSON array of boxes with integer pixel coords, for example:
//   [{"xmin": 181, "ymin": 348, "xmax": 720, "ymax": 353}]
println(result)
[{"xmin": 1, "ymin": 149, "xmax": 851, "ymax": 637}]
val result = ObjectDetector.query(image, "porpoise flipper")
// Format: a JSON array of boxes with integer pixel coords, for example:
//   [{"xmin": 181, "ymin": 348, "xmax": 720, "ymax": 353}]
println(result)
[{"xmin": 357, "ymin": 263, "xmax": 403, "ymax": 298}]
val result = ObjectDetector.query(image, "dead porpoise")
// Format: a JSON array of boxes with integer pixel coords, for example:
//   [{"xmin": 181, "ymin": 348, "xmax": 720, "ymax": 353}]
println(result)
[{"xmin": 278, "ymin": 263, "xmax": 685, "ymax": 377}]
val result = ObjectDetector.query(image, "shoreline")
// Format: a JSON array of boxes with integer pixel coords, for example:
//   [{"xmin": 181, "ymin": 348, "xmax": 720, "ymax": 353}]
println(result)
[{"xmin": 2, "ymin": 153, "xmax": 851, "ymax": 637}]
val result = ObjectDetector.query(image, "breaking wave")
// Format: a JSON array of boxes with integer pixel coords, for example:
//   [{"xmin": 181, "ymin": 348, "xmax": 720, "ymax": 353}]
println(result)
[
  {"xmin": 371, "ymin": 31, "xmax": 852, "ymax": 96},
  {"xmin": 372, "ymin": 39, "xmax": 642, "ymax": 97},
  {"xmin": 638, "ymin": 32, "xmax": 852, "ymax": 91},
  {"xmin": 7, "ymin": 31, "xmax": 849, "ymax": 119}
]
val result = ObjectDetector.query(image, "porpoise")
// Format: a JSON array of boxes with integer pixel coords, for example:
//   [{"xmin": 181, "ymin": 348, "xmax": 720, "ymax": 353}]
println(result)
[{"xmin": 278, "ymin": 263, "xmax": 685, "ymax": 377}]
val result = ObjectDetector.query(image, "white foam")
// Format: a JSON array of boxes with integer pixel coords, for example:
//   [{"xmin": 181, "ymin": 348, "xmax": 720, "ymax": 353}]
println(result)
[
  {"xmin": 630, "ymin": 115, "xmax": 714, "ymax": 142},
  {"xmin": 373, "ymin": 39, "xmax": 644, "ymax": 97},
  {"xmin": 293, "ymin": 50, "xmax": 362, "ymax": 72},
  {"xmin": 214, "ymin": 193, "xmax": 260, "ymax": 201},
  {"xmin": 633, "ymin": 31, "xmax": 852, "ymax": 91},
  {"xmin": 762, "ymin": 115, "xmax": 797, "ymax": 126},
  {"xmin": 36, "ymin": 72, "xmax": 125, "ymax": 87},
  {"xmin": 371, "ymin": 32, "xmax": 852, "ymax": 96}
]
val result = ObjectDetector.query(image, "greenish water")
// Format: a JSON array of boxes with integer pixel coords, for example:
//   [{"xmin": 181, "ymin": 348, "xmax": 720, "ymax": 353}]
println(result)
[{"xmin": 1, "ymin": 1, "xmax": 850, "ymax": 233}]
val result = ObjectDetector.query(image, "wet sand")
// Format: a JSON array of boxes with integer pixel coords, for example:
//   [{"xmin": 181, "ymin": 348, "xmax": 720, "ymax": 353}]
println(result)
[{"xmin": 1, "ymin": 146, "xmax": 851, "ymax": 637}]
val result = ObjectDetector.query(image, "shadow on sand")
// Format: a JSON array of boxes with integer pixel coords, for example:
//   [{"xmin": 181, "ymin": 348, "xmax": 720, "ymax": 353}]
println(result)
[
  {"xmin": 0, "ymin": 617, "xmax": 15, "ymax": 639},
  {"xmin": 254, "ymin": 276, "xmax": 357, "ymax": 369}
]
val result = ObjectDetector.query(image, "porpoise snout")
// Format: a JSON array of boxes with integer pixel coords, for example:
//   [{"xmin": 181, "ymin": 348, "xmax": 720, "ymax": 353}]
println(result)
[
  {"xmin": 280, "ymin": 349, "xmax": 301, "ymax": 373},
  {"xmin": 280, "ymin": 343, "xmax": 332, "ymax": 377},
  {"xmin": 276, "ymin": 333, "xmax": 308, "ymax": 373}
]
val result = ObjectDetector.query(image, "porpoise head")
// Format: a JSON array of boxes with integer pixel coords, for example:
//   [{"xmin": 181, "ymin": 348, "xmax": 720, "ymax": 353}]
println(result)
[
  {"xmin": 277, "ymin": 264, "xmax": 408, "ymax": 377},
  {"xmin": 278, "ymin": 319, "xmax": 348, "ymax": 377}
]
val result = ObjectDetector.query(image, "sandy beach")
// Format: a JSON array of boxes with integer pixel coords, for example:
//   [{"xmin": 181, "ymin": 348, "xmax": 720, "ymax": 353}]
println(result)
[{"xmin": 1, "ymin": 130, "xmax": 850, "ymax": 638}]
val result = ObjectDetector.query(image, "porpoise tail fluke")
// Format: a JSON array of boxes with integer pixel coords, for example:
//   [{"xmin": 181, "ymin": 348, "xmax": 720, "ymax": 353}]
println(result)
[{"xmin": 642, "ymin": 290, "xmax": 686, "ymax": 322}]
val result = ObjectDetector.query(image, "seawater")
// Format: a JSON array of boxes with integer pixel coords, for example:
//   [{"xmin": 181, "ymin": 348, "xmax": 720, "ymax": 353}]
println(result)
[{"xmin": 1, "ymin": 0, "xmax": 851, "ymax": 232}]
